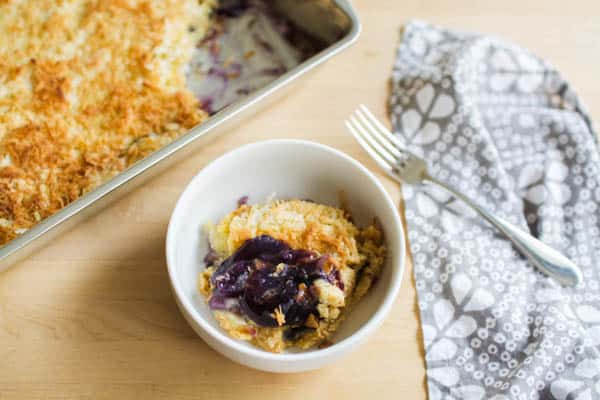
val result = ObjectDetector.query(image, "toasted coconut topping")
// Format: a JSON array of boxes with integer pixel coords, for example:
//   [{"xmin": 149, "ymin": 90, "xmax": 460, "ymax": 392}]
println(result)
[
  {"xmin": 203, "ymin": 199, "xmax": 387, "ymax": 353},
  {"xmin": 209, "ymin": 199, "xmax": 362, "ymax": 268},
  {"xmin": 273, "ymin": 306, "xmax": 286, "ymax": 327},
  {"xmin": 0, "ymin": 0, "xmax": 215, "ymax": 244}
]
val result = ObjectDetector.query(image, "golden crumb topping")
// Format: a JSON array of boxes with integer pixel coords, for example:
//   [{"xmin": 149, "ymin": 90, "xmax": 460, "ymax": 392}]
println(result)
[
  {"xmin": 209, "ymin": 199, "xmax": 362, "ymax": 268},
  {"xmin": 201, "ymin": 199, "xmax": 387, "ymax": 353},
  {"xmin": 0, "ymin": 0, "xmax": 214, "ymax": 244}
]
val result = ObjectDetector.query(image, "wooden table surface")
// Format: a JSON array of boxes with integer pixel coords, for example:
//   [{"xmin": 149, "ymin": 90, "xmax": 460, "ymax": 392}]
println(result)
[{"xmin": 2, "ymin": 1, "xmax": 600, "ymax": 398}]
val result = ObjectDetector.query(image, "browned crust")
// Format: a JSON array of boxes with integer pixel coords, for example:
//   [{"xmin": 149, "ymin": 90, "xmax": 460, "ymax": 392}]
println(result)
[
  {"xmin": 203, "ymin": 200, "xmax": 387, "ymax": 352},
  {"xmin": 0, "ymin": 0, "xmax": 213, "ymax": 244}
]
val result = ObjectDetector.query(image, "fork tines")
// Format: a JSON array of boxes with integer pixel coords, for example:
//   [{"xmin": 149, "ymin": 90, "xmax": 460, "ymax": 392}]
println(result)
[{"xmin": 345, "ymin": 105, "xmax": 407, "ymax": 173}]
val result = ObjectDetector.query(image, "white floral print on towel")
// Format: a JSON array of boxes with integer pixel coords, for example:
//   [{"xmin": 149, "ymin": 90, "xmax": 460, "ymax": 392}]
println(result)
[{"xmin": 391, "ymin": 21, "xmax": 600, "ymax": 399}]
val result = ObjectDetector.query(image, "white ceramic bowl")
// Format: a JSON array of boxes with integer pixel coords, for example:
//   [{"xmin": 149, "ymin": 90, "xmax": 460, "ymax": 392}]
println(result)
[{"xmin": 166, "ymin": 139, "xmax": 405, "ymax": 372}]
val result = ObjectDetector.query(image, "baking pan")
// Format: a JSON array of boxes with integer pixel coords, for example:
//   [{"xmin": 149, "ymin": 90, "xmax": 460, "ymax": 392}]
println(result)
[{"xmin": 0, "ymin": 0, "xmax": 360, "ymax": 271}]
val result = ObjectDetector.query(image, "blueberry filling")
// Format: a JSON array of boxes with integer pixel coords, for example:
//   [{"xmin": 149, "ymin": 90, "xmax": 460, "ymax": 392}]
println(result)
[
  {"xmin": 216, "ymin": 0, "xmax": 251, "ymax": 17},
  {"xmin": 203, "ymin": 245, "xmax": 220, "ymax": 267},
  {"xmin": 207, "ymin": 235, "xmax": 340, "ymax": 328},
  {"xmin": 283, "ymin": 326, "xmax": 314, "ymax": 342},
  {"xmin": 236, "ymin": 195, "xmax": 249, "ymax": 207}
]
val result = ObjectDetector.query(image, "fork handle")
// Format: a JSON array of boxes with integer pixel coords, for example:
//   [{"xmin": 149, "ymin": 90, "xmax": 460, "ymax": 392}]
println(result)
[{"xmin": 424, "ymin": 175, "xmax": 582, "ymax": 286}]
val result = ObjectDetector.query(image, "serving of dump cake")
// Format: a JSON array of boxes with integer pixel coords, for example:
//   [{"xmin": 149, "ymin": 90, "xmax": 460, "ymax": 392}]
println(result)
[
  {"xmin": 0, "ymin": 0, "xmax": 215, "ymax": 244},
  {"xmin": 198, "ymin": 198, "xmax": 386, "ymax": 352}
]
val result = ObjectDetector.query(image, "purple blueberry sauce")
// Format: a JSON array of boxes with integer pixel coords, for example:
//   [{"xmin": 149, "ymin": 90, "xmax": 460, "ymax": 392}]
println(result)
[
  {"xmin": 236, "ymin": 195, "xmax": 249, "ymax": 207},
  {"xmin": 187, "ymin": 0, "xmax": 325, "ymax": 115},
  {"xmin": 207, "ymin": 235, "xmax": 340, "ymax": 328}
]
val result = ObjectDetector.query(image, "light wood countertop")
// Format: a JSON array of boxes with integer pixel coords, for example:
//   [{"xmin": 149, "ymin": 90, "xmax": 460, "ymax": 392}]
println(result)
[{"xmin": 2, "ymin": 1, "xmax": 600, "ymax": 398}]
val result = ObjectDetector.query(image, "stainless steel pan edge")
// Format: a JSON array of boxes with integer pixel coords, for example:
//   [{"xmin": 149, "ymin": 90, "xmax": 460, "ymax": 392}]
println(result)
[{"xmin": 0, "ymin": 0, "xmax": 361, "ymax": 272}]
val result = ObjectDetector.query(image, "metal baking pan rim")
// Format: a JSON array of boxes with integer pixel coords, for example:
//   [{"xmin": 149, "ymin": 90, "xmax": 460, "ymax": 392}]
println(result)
[{"xmin": 0, "ymin": 0, "xmax": 361, "ymax": 271}]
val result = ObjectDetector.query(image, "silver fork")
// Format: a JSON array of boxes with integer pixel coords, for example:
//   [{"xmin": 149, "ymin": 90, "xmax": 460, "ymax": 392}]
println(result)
[{"xmin": 346, "ymin": 105, "xmax": 582, "ymax": 286}]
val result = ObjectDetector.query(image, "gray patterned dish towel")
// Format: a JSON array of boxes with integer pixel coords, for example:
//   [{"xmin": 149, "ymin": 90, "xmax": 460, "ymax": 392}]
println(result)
[{"xmin": 390, "ymin": 21, "xmax": 600, "ymax": 399}]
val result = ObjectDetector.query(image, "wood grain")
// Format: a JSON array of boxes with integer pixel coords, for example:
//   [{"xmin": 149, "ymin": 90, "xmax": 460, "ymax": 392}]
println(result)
[{"xmin": 2, "ymin": 1, "xmax": 600, "ymax": 398}]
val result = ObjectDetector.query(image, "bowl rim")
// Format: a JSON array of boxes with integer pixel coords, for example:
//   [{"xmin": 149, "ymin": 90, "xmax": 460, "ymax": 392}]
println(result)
[{"xmin": 166, "ymin": 139, "xmax": 406, "ymax": 362}]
